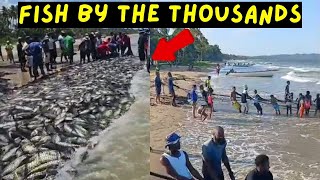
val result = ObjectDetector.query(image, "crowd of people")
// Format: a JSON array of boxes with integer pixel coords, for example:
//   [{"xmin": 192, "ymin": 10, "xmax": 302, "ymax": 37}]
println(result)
[
  {"xmin": 153, "ymin": 70, "xmax": 320, "ymax": 180},
  {"xmin": 0, "ymin": 28, "xmax": 151, "ymax": 81}
]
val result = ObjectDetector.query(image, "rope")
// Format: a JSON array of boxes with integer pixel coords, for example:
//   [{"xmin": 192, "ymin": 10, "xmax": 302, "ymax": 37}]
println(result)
[
  {"xmin": 150, "ymin": 172, "xmax": 175, "ymax": 180},
  {"xmin": 150, "ymin": 147, "xmax": 202, "ymax": 159}
]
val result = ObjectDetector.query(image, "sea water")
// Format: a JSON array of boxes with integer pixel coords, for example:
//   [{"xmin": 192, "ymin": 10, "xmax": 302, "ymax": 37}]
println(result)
[{"xmin": 180, "ymin": 58, "xmax": 320, "ymax": 180}]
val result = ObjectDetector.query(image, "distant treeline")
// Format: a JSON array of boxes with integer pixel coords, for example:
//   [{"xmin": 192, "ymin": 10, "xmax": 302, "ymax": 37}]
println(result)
[
  {"xmin": 150, "ymin": 28, "xmax": 247, "ymax": 64},
  {"xmin": 0, "ymin": 5, "xmax": 137, "ymax": 43}
]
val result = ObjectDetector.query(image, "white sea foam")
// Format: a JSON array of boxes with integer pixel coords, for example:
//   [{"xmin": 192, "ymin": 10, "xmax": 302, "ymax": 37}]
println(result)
[{"xmin": 281, "ymin": 71, "xmax": 319, "ymax": 83}]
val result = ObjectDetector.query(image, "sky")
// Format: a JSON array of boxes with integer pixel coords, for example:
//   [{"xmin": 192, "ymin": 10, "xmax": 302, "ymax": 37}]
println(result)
[{"xmin": 1, "ymin": 0, "xmax": 319, "ymax": 56}]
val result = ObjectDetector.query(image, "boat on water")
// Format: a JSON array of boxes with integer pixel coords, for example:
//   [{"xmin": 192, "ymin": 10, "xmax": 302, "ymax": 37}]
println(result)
[
  {"xmin": 226, "ymin": 70, "xmax": 274, "ymax": 77},
  {"xmin": 221, "ymin": 65, "xmax": 275, "ymax": 77}
]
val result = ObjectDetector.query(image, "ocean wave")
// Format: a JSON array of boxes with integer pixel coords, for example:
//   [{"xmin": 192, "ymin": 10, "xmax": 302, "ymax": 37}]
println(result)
[
  {"xmin": 288, "ymin": 66, "xmax": 320, "ymax": 73},
  {"xmin": 281, "ymin": 71, "xmax": 320, "ymax": 84}
]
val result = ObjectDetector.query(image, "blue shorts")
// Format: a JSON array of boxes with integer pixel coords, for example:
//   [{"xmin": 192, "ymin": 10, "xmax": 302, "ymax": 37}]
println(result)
[
  {"xmin": 156, "ymin": 88, "xmax": 161, "ymax": 96},
  {"xmin": 273, "ymin": 104, "xmax": 280, "ymax": 111}
]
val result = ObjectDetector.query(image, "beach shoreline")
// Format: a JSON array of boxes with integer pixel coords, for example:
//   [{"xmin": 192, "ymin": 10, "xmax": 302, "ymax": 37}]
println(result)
[{"xmin": 150, "ymin": 66, "xmax": 320, "ymax": 180}]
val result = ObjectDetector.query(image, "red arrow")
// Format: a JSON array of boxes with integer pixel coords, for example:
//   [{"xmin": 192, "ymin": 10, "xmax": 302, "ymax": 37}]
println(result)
[{"xmin": 152, "ymin": 29, "xmax": 195, "ymax": 62}]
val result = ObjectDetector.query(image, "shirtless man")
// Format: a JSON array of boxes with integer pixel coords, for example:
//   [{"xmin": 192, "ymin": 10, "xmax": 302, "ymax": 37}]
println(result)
[{"xmin": 230, "ymin": 86, "xmax": 242, "ymax": 113}]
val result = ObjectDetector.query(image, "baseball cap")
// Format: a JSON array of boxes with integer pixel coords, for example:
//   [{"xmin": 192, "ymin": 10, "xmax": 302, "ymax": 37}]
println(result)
[{"xmin": 165, "ymin": 132, "xmax": 181, "ymax": 147}]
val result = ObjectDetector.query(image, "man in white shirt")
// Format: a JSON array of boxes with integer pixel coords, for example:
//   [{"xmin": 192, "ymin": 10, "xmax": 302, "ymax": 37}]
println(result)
[
  {"xmin": 58, "ymin": 32, "xmax": 68, "ymax": 63},
  {"xmin": 160, "ymin": 133, "xmax": 204, "ymax": 180}
]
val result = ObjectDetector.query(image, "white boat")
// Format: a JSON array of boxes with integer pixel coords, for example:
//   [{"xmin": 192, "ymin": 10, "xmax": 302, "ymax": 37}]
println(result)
[
  {"xmin": 221, "ymin": 65, "xmax": 274, "ymax": 77},
  {"xmin": 227, "ymin": 71, "xmax": 274, "ymax": 77}
]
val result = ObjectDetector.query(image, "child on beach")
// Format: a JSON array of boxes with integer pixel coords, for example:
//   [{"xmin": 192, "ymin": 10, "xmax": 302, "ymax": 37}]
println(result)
[
  {"xmin": 299, "ymin": 96, "xmax": 305, "ymax": 118},
  {"xmin": 155, "ymin": 71, "xmax": 164, "ymax": 104},
  {"xmin": 296, "ymin": 93, "xmax": 303, "ymax": 116},
  {"xmin": 285, "ymin": 92, "xmax": 293, "ymax": 116},
  {"xmin": 314, "ymin": 94, "xmax": 320, "ymax": 116},
  {"xmin": 187, "ymin": 85, "xmax": 198, "ymax": 118},
  {"xmin": 198, "ymin": 85, "xmax": 208, "ymax": 121},
  {"xmin": 205, "ymin": 76, "xmax": 212, "ymax": 90},
  {"xmin": 270, "ymin": 95, "xmax": 281, "ymax": 115},
  {"xmin": 207, "ymin": 88, "xmax": 214, "ymax": 119},
  {"xmin": 231, "ymin": 86, "xmax": 242, "ymax": 113},
  {"xmin": 252, "ymin": 90, "xmax": 265, "ymax": 115},
  {"xmin": 304, "ymin": 91, "xmax": 312, "ymax": 116}
]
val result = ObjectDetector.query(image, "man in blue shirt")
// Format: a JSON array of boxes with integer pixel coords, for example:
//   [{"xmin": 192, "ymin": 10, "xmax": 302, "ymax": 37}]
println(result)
[
  {"xmin": 202, "ymin": 126, "xmax": 235, "ymax": 180},
  {"xmin": 28, "ymin": 37, "xmax": 45, "ymax": 79},
  {"xmin": 168, "ymin": 72, "xmax": 179, "ymax": 107}
]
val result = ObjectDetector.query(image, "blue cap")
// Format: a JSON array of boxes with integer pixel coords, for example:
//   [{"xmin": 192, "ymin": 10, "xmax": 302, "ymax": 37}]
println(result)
[{"xmin": 165, "ymin": 133, "xmax": 181, "ymax": 147}]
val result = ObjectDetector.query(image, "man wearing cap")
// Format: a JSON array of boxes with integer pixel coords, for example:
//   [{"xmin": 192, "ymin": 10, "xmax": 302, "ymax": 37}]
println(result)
[
  {"xmin": 17, "ymin": 37, "xmax": 27, "ymax": 72},
  {"xmin": 5, "ymin": 41, "xmax": 14, "ymax": 63},
  {"xmin": 202, "ymin": 126, "xmax": 235, "ymax": 180},
  {"xmin": 42, "ymin": 35, "xmax": 52, "ymax": 72},
  {"xmin": 160, "ymin": 133, "xmax": 204, "ymax": 180},
  {"xmin": 241, "ymin": 85, "xmax": 252, "ymax": 114}
]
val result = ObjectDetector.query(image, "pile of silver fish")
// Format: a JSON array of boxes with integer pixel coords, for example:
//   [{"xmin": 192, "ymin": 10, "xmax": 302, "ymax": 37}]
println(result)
[{"xmin": 0, "ymin": 58, "xmax": 143, "ymax": 179}]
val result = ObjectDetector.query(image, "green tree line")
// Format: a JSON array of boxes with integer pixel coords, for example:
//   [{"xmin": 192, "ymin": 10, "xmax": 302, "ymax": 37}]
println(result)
[
  {"xmin": 0, "ymin": 5, "xmax": 137, "ymax": 44},
  {"xmin": 150, "ymin": 28, "xmax": 224, "ymax": 65},
  {"xmin": 150, "ymin": 28, "xmax": 248, "ymax": 65}
]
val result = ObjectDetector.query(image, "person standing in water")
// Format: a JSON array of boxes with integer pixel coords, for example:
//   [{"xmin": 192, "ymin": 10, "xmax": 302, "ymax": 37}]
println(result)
[
  {"xmin": 230, "ymin": 86, "xmax": 242, "ymax": 113},
  {"xmin": 205, "ymin": 76, "xmax": 212, "ymax": 90},
  {"xmin": 168, "ymin": 72, "xmax": 178, "ymax": 106},
  {"xmin": 188, "ymin": 85, "xmax": 198, "ymax": 118},
  {"xmin": 202, "ymin": 126, "xmax": 235, "ymax": 180},
  {"xmin": 304, "ymin": 91, "xmax": 312, "ymax": 116},
  {"xmin": 199, "ymin": 85, "xmax": 208, "ymax": 121},
  {"xmin": 285, "ymin": 92, "xmax": 294, "ymax": 116},
  {"xmin": 160, "ymin": 133, "xmax": 204, "ymax": 180},
  {"xmin": 296, "ymin": 93, "xmax": 303, "ymax": 116},
  {"xmin": 155, "ymin": 71, "xmax": 164, "ymax": 104},
  {"xmin": 314, "ymin": 94, "xmax": 320, "ymax": 117},
  {"xmin": 270, "ymin": 95, "xmax": 281, "ymax": 115},
  {"xmin": 299, "ymin": 96, "xmax": 306, "ymax": 118},
  {"xmin": 252, "ymin": 90, "xmax": 266, "ymax": 115},
  {"xmin": 241, "ymin": 85, "xmax": 251, "ymax": 114},
  {"xmin": 207, "ymin": 88, "xmax": 214, "ymax": 119},
  {"xmin": 285, "ymin": 81, "xmax": 290, "ymax": 99},
  {"xmin": 216, "ymin": 64, "xmax": 221, "ymax": 76},
  {"xmin": 245, "ymin": 154, "xmax": 273, "ymax": 180}
]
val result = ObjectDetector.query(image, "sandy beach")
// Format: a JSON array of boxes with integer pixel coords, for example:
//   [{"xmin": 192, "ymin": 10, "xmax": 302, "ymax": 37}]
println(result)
[{"xmin": 150, "ymin": 67, "xmax": 208, "ymax": 179}]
